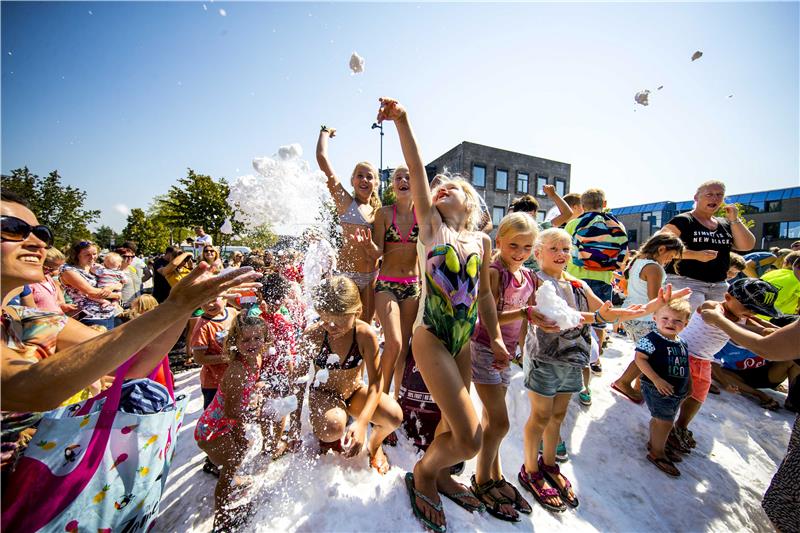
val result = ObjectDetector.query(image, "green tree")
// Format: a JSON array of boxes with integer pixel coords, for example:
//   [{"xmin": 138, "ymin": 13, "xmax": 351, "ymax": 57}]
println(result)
[
  {"xmin": 155, "ymin": 169, "xmax": 242, "ymax": 244},
  {"xmin": 93, "ymin": 225, "xmax": 119, "ymax": 250},
  {"xmin": 121, "ymin": 208, "xmax": 169, "ymax": 256},
  {"xmin": 2, "ymin": 167, "xmax": 100, "ymax": 248}
]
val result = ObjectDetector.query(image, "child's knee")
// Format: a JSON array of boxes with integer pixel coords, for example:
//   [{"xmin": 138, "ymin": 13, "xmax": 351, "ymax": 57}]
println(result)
[
  {"xmin": 486, "ymin": 412, "xmax": 510, "ymax": 437},
  {"xmin": 455, "ymin": 426, "xmax": 483, "ymax": 457},
  {"xmin": 314, "ymin": 414, "xmax": 346, "ymax": 442}
]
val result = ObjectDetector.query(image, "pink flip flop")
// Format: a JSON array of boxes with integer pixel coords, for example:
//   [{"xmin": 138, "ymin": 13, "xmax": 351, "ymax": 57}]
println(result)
[{"xmin": 611, "ymin": 382, "xmax": 644, "ymax": 405}]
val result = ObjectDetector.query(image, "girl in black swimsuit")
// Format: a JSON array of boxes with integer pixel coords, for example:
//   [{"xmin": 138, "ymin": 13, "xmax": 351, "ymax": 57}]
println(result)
[{"xmin": 304, "ymin": 276, "xmax": 403, "ymax": 474}]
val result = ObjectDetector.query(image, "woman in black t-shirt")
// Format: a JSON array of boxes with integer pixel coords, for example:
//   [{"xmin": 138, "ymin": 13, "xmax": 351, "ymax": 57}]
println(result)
[{"xmin": 660, "ymin": 180, "xmax": 755, "ymax": 312}]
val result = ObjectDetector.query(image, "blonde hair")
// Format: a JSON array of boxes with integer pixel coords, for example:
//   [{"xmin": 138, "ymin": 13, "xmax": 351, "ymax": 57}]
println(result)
[
  {"xmin": 201, "ymin": 245, "xmax": 220, "ymax": 263},
  {"xmin": 45, "ymin": 247, "xmax": 65, "ymax": 267},
  {"xmin": 535, "ymin": 227, "xmax": 572, "ymax": 251},
  {"xmin": 351, "ymin": 161, "xmax": 382, "ymax": 215},
  {"xmin": 696, "ymin": 180, "xmax": 726, "ymax": 195},
  {"xmin": 126, "ymin": 294, "xmax": 158, "ymax": 320},
  {"xmin": 661, "ymin": 297, "xmax": 692, "ymax": 320},
  {"xmin": 431, "ymin": 174, "xmax": 483, "ymax": 231},
  {"xmin": 313, "ymin": 275, "xmax": 362, "ymax": 315},
  {"xmin": 580, "ymin": 188, "xmax": 605, "ymax": 211},
  {"xmin": 496, "ymin": 212, "xmax": 539, "ymax": 244},
  {"xmin": 103, "ymin": 252, "xmax": 122, "ymax": 268},
  {"xmin": 224, "ymin": 313, "xmax": 268, "ymax": 363},
  {"xmin": 390, "ymin": 164, "xmax": 409, "ymax": 181}
]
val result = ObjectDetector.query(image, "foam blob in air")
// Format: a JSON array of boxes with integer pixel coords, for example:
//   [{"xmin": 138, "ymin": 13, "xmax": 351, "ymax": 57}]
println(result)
[
  {"xmin": 263, "ymin": 395, "xmax": 298, "ymax": 419},
  {"xmin": 534, "ymin": 282, "xmax": 583, "ymax": 330},
  {"xmin": 220, "ymin": 217, "xmax": 233, "ymax": 235},
  {"xmin": 226, "ymin": 144, "xmax": 328, "ymax": 236},
  {"xmin": 349, "ymin": 52, "xmax": 365, "ymax": 74},
  {"xmin": 634, "ymin": 90, "xmax": 651, "ymax": 106},
  {"xmin": 691, "ymin": 51, "xmax": 703, "ymax": 61}
]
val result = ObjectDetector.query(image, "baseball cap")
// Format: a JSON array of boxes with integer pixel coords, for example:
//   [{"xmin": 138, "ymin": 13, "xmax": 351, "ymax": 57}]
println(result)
[{"xmin": 727, "ymin": 278, "xmax": 781, "ymax": 318}]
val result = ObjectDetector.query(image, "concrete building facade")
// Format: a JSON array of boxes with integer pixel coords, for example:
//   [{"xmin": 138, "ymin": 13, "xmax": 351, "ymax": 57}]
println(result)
[
  {"xmin": 426, "ymin": 142, "xmax": 571, "ymax": 232},
  {"xmin": 611, "ymin": 186, "xmax": 800, "ymax": 251}
]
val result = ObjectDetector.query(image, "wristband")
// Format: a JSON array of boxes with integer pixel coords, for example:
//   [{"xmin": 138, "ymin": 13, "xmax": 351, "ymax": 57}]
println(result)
[{"xmin": 594, "ymin": 310, "xmax": 608, "ymax": 325}]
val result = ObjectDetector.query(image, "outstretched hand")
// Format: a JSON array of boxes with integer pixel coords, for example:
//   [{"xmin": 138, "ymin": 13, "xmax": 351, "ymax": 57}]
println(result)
[
  {"xmin": 166, "ymin": 263, "xmax": 263, "ymax": 314},
  {"xmin": 376, "ymin": 97, "xmax": 407, "ymax": 123},
  {"xmin": 350, "ymin": 228, "xmax": 380, "ymax": 259}
]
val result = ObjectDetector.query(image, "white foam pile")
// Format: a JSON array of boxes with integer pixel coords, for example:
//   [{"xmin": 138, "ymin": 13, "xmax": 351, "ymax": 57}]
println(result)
[
  {"xmin": 226, "ymin": 144, "xmax": 329, "ymax": 237},
  {"xmin": 534, "ymin": 281, "xmax": 584, "ymax": 329},
  {"xmin": 158, "ymin": 334, "xmax": 792, "ymax": 532}
]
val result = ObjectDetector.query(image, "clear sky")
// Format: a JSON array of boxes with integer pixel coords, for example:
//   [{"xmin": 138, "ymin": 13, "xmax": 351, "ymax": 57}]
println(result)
[{"xmin": 2, "ymin": 1, "xmax": 798, "ymax": 231}]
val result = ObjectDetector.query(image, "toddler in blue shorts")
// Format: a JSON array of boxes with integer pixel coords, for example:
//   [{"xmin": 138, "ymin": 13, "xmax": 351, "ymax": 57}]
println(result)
[{"xmin": 635, "ymin": 298, "xmax": 692, "ymax": 478}]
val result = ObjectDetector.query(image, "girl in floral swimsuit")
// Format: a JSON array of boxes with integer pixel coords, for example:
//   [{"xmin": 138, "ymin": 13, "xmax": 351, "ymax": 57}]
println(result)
[
  {"xmin": 194, "ymin": 313, "xmax": 269, "ymax": 532},
  {"xmin": 378, "ymin": 97, "xmax": 509, "ymax": 533}
]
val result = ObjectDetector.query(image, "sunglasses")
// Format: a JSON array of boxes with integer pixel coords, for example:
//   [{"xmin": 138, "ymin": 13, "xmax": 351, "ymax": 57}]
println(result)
[
  {"xmin": 122, "ymin": 255, "xmax": 135, "ymax": 259},
  {"xmin": 1, "ymin": 216, "xmax": 54, "ymax": 247}
]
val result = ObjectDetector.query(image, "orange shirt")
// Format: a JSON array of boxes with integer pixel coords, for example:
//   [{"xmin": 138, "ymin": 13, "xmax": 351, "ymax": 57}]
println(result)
[{"xmin": 190, "ymin": 308, "xmax": 235, "ymax": 389}]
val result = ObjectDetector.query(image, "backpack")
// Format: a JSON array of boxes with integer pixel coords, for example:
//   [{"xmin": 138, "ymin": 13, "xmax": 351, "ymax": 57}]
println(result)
[{"xmin": 570, "ymin": 211, "xmax": 628, "ymax": 271}]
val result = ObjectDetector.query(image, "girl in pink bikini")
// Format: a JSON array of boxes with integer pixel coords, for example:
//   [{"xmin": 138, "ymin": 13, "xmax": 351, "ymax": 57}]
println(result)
[
  {"xmin": 194, "ymin": 312, "xmax": 269, "ymax": 531},
  {"xmin": 354, "ymin": 165, "xmax": 420, "ymax": 404}
]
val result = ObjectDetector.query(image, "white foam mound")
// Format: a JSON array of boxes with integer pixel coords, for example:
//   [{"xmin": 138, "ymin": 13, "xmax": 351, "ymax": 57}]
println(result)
[
  {"xmin": 227, "ymin": 144, "xmax": 328, "ymax": 236},
  {"xmin": 534, "ymin": 281, "xmax": 584, "ymax": 329}
]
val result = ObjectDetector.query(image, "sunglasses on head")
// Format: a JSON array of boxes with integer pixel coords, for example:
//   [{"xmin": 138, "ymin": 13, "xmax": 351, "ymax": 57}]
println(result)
[{"xmin": 1, "ymin": 216, "xmax": 54, "ymax": 247}]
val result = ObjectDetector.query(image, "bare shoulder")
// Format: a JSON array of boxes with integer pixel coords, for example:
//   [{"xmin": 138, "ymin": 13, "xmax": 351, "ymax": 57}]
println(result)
[{"xmin": 355, "ymin": 319, "xmax": 378, "ymax": 342}]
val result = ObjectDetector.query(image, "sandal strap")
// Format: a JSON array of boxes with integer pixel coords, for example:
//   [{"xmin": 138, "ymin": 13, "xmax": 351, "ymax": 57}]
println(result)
[{"xmin": 413, "ymin": 487, "xmax": 443, "ymax": 512}]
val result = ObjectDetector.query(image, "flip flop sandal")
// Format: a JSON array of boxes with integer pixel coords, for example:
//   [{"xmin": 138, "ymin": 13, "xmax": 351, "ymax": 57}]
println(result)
[
  {"xmin": 469, "ymin": 474, "xmax": 520, "ymax": 523},
  {"xmin": 439, "ymin": 483, "xmax": 486, "ymax": 514},
  {"xmin": 611, "ymin": 382, "xmax": 644, "ymax": 405},
  {"xmin": 647, "ymin": 454, "xmax": 681, "ymax": 477},
  {"xmin": 369, "ymin": 452, "xmax": 390, "ymax": 475},
  {"xmin": 538, "ymin": 458, "xmax": 579, "ymax": 509},
  {"xmin": 708, "ymin": 383, "xmax": 721, "ymax": 395},
  {"xmin": 405, "ymin": 473, "xmax": 447, "ymax": 533},
  {"xmin": 495, "ymin": 477, "xmax": 532, "ymax": 514},
  {"xmin": 648, "ymin": 442, "xmax": 682, "ymax": 463},
  {"xmin": 667, "ymin": 430, "xmax": 691, "ymax": 455},
  {"xmin": 517, "ymin": 464, "xmax": 566, "ymax": 513},
  {"xmin": 202, "ymin": 458, "xmax": 220, "ymax": 477}
]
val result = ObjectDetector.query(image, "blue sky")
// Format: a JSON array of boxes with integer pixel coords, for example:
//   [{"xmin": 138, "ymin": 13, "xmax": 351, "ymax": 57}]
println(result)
[{"xmin": 2, "ymin": 1, "xmax": 798, "ymax": 231}]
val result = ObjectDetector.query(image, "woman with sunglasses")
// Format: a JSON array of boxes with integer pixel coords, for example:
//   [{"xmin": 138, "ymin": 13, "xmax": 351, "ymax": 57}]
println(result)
[
  {"xmin": 0, "ymin": 190, "xmax": 262, "ymax": 485},
  {"xmin": 115, "ymin": 247, "xmax": 140, "ymax": 308},
  {"xmin": 59, "ymin": 240, "xmax": 120, "ymax": 330},
  {"xmin": 201, "ymin": 245, "xmax": 224, "ymax": 274}
]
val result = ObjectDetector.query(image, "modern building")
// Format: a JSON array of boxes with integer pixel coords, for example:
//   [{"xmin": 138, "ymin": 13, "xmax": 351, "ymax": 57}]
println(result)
[
  {"xmin": 611, "ymin": 186, "xmax": 800, "ymax": 250},
  {"xmin": 426, "ymin": 142, "xmax": 571, "ymax": 232}
]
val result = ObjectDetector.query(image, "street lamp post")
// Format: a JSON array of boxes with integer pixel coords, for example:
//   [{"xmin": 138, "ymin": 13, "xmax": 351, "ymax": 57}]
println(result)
[{"xmin": 371, "ymin": 122, "xmax": 385, "ymax": 196}]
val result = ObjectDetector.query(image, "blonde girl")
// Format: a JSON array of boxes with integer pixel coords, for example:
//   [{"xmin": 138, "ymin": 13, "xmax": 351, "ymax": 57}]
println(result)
[
  {"xmin": 194, "ymin": 313, "xmax": 269, "ymax": 531},
  {"xmin": 469, "ymin": 213, "xmax": 559, "ymax": 522},
  {"xmin": 378, "ymin": 97, "xmax": 509, "ymax": 533},
  {"xmin": 201, "ymin": 245, "xmax": 224, "ymax": 274},
  {"xmin": 519, "ymin": 228, "xmax": 688, "ymax": 513},
  {"xmin": 316, "ymin": 126, "xmax": 381, "ymax": 322},
  {"xmin": 612, "ymin": 233, "xmax": 685, "ymax": 403},
  {"xmin": 304, "ymin": 276, "xmax": 402, "ymax": 474}
]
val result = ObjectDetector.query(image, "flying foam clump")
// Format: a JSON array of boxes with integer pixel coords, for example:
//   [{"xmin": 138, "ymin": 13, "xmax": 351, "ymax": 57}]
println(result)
[
  {"xmin": 349, "ymin": 52, "xmax": 365, "ymax": 74},
  {"xmin": 534, "ymin": 282, "xmax": 583, "ymax": 329},
  {"xmin": 227, "ymin": 144, "xmax": 328, "ymax": 236}
]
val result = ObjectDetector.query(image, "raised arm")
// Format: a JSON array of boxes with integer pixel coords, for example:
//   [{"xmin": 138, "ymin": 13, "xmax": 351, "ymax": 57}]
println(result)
[
  {"xmin": 724, "ymin": 206, "xmax": 756, "ymax": 252},
  {"xmin": 701, "ymin": 308, "xmax": 799, "ymax": 361},
  {"xmin": 316, "ymin": 127, "xmax": 351, "ymax": 213},
  {"xmin": 377, "ymin": 98, "xmax": 438, "ymax": 241},
  {"xmin": 543, "ymin": 184, "xmax": 574, "ymax": 228}
]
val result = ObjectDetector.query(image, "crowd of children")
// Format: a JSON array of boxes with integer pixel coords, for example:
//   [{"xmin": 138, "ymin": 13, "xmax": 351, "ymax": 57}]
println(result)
[{"xmin": 181, "ymin": 99, "xmax": 799, "ymax": 532}]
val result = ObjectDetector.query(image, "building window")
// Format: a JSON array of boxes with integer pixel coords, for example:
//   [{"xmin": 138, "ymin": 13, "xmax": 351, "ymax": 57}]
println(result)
[
  {"xmin": 766, "ymin": 200, "xmax": 782, "ymax": 212},
  {"xmin": 536, "ymin": 210, "xmax": 546, "ymax": 223},
  {"xmin": 764, "ymin": 221, "xmax": 800, "ymax": 240},
  {"xmin": 517, "ymin": 172, "xmax": 529, "ymax": 194},
  {"xmin": 536, "ymin": 175, "xmax": 548, "ymax": 196},
  {"xmin": 496, "ymin": 169, "xmax": 508, "ymax": 191},
  {"xmin": 472, "ymin": 164, "xmax": 486, "ymax": 188},
  {"xmin": 555, "ymin": 178, "xmax": 567, "ymax": 197},
  {"xmin": 628, "ymin": 229, "xmax": 638, "ymax": 245},
  {"xmin": 492, "ymin": 206, "xmax": 505, "ymax": 227}
]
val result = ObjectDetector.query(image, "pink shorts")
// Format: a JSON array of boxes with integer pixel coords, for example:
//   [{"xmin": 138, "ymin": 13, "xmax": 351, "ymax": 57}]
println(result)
[{"xmin": 689, "ymin": 356, "xmax": 712, "ymax": 403}]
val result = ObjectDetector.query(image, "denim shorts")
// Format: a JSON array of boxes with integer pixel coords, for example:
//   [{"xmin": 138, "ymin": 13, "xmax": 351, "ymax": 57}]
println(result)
[
  {"xmin": 641, "ymin": 379, "xmax": 685, "ymax": 421},
  {"xmin": 524, "ymin": 359, "xmax": 583, "ymax": 397},
  {"xmin": 471, "ymin": 341, "xmax": 511, "ymax": 387}
]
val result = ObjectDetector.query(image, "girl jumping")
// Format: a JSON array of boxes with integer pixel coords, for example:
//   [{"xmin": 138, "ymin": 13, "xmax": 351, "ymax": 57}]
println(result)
[{"xmin": 378, "ymin": 97, "xmax": 509, "ymax": 533}]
